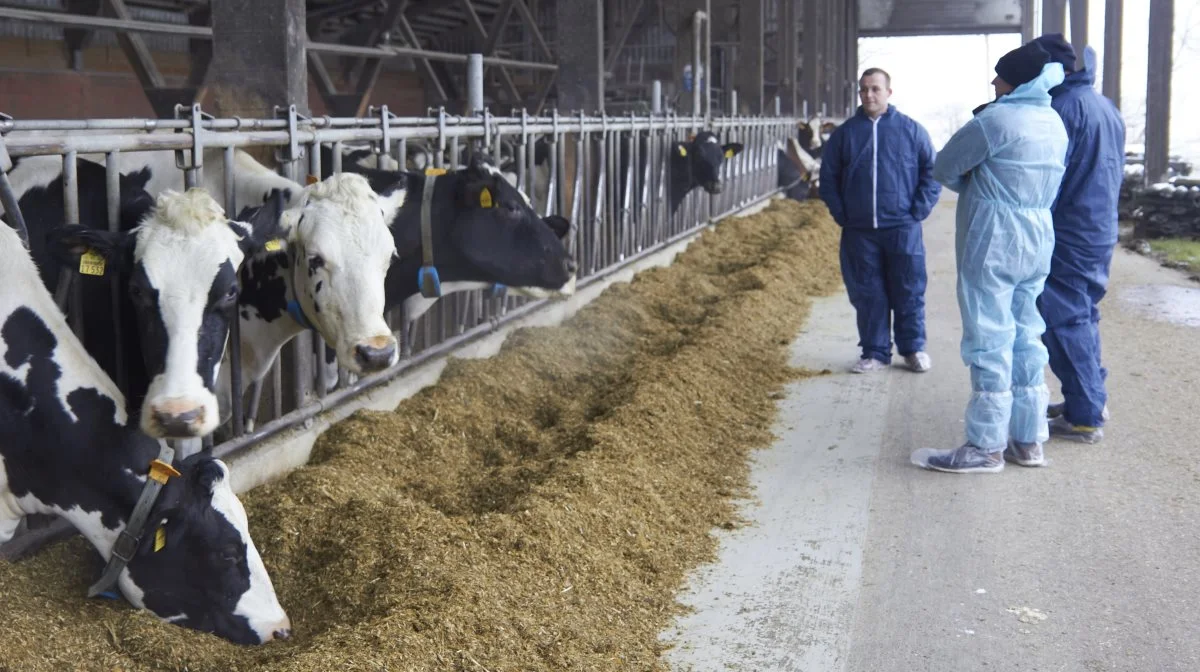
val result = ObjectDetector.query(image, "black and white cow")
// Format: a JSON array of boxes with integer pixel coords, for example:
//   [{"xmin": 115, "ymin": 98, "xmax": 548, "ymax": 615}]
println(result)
[
  {"xmin": 219, "ymin": 171, "xmax": 405, "ymax": 406},
  {"xmin": 6, "ymin": 154, "xmax": 286, "ymax": 438},
  {"xmin": 667, "ymin": 130, "xmax": 744, "ymax": 215},
  {"xmin": 20, "ymin": 151, "xmax": 400, "ymax": 437},
  {"xmin": 0, "ymin": 220, "xmax": 289, "ymax": 645},
  {"xmin": 324, "ymin": 151, "xmax": 577, "ymax": 351}
]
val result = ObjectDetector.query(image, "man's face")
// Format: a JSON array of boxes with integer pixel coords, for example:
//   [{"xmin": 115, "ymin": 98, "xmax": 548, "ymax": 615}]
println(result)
[
  {"xmin": 991, "ymin": 75, "xmax": 1015, "ymax": 98},
  {"xmin": 859, "ymin": 74, "xmax": 891, "ymax": 117}
]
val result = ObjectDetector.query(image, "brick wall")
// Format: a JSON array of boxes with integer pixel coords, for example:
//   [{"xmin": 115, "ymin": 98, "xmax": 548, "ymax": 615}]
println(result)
[{"xmin": 0, "ymin": 37, "xmax": 428, "ymax": 120}]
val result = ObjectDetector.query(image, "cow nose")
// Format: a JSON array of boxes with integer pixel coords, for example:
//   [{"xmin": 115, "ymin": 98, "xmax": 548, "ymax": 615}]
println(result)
[
  {"xmin": 153, "ymin": 406, "xmax": 203, "ymax": 436},
  {"xmin": 705, "ymin": 182, "xmax": 722, "ymax": 194},
  {"xmin": 273, "ymin": 628, "xmax": 291, "ymax": 641},
  {"xmin": 354, "ymin": 343, "xmax": 396, "ymax": 371}
]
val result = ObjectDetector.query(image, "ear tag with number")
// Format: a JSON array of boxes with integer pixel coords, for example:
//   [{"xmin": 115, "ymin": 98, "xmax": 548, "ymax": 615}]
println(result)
[
  {"xmin": 479, "ymin": 187, "xmax": 493, "ymax": 208},
  {"xmin": 724, "ymin": 148, "xmax": 735, "ymax": 159},
  {"xmin": 79, "ymin": 249, "xmax": 106, "ymax": 277},
  {"xmin": 678, "ymin": 146, "xmax": 688, "ymax": 158},
  {"xmin": 154, "ymin": 526, "xmax": 167, "ymax": 552},
  {"xmin": 264, "ymin": 239, "xmax": 285, "ymax": 253}
]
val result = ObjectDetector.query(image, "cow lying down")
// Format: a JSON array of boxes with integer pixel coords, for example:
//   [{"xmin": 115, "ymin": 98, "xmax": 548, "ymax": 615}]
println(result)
[{"xmin": 0, "ymin": 209, "xmax": 289, "ymax": 645}]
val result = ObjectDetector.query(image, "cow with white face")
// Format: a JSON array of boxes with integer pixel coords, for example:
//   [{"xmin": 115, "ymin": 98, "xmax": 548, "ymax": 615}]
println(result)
[
  {"xmin": 230, "ymin": 171, "xmax": 404, "ymax": 394},
  {"xmin": 0, "ymin": 220, "xmax": 289, "ymax": 644}
]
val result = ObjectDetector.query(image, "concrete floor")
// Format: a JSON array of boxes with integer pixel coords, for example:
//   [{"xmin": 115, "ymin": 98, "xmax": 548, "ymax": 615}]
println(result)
[{"xmin": 662, "ymin": 196, "xmax": 1200, "ymax": 672}]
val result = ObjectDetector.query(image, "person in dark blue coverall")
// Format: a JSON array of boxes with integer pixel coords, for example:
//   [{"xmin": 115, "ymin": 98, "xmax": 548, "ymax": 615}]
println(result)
[
  {"xmin": 1031, "ymin": 34, "xmax": 1126, "ymax": 444},
  {"xmin": 819, "ymin": 68, "xmax": 942, "ymax": 374}
]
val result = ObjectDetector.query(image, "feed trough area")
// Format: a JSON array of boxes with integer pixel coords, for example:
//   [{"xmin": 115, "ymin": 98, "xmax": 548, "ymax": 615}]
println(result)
[{"xmin": 0, "ymin": 198, "xmax": 842, "ymax": 671}]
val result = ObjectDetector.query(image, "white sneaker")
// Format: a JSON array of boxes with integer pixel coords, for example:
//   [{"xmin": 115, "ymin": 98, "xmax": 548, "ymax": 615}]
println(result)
[
  {"xmin": 904, "ymin": 351, "xmax": 932, "ymax": 373},
  {"xmin": 851, "ymin": 357, "xmax": 887, "ymax": 374}
]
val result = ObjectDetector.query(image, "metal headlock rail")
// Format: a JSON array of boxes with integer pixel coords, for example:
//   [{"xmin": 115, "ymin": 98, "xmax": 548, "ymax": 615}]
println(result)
[{"xmin": 0, "ymin": 93, "xmax": 817, "ymax": 557}]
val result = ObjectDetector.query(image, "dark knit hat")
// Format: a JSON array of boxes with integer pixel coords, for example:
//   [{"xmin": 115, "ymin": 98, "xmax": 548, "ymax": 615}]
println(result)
[
  {"xmin": 994, "ymin": 40, "xmax": 1052, "ymax": 89},
  {"xmin": 1032, "ymin": 33, "xmax": 1077, "ymax": 72}
]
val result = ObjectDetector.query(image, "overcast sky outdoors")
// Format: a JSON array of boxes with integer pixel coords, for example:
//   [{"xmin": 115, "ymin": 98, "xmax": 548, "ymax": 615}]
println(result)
[{"xmin": 857, "ymin": 0, "xmax": 1200, "ymax": 160}]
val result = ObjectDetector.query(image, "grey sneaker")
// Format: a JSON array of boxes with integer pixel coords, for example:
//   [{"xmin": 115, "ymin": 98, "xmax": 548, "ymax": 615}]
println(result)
[
  {"xmin": 851, "ymin": 357, "xmax": 887, "ymax": 374},
  {"xmin": 911, "ymin": 443, "xmax": 1004, "ymax": 474},
  {"xmin": 1047, "ymin": 402, "xmax": 1109, "ymax": 422},
  {"xmin": 1048, "ymin": 416, "xmax": 1104, "ymax": 444},
  {"xmin": 903, "ymin": 351, "xmax": 932, "ymax": 372},
  {"xmin": 1003, "ymin": 439, "xmax": 1046, "ymax": 467}
]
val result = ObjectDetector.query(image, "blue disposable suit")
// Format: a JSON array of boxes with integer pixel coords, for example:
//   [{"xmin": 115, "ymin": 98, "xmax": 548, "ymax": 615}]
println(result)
[
  {"xmin": 1038, "ymin": 46, "xmax": 1126, "ymax": 427},
  {"xmin": 932, "ymin": 63, "xmax": 1069, "ymax": 452},
  {"xmin": 819, "ymin": 105, "xmax": 941, "ymax": 363}
]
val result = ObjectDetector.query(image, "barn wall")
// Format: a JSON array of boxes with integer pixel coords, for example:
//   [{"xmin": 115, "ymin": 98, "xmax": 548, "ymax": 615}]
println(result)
[{"xmin": 0, "ymin": 36, "xmax": 429, "ymax": 119}]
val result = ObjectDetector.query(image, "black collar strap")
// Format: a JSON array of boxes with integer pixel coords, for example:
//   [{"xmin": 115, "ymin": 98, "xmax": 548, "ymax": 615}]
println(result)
[{"xmin": 87, "ymin": 443, "xmax": 179, "ymax": 599}]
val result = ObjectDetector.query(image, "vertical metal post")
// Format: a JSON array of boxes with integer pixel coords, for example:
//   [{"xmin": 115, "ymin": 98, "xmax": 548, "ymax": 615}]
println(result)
[
  {"xmin": 1144, "ymin": 0, "xmax": 1173, "ymax": 186},
  {"xmin": 1103, "ymin": 0, "xmax": 1123, "ymax": 107},
  {"xmin": 467, "ymin": 53, "xmax": 485, "ymax": 116},
  {"xmin": 308, "ymin": 140, "xmax": 331, "ymax": 398},
  {"xmin": 1043, "ymin": 0, "xmax": 1067, "ymax": 36},
  {"xmin": 104, "ymin": 152, "xmax": 126, "ymax": 394},
  {"xmin": 1021, "ymin": 0, "xmax": 1037, "ymax": 43},
  {"xmin": 704, "ymin": 0, "xmax": 712, "ymax": 122},
  {"xmin": 63, "ymin": 151, "xmax": 83, "ymax": 340},
  {"xmin": 652, "ymin": 80, "xmax": 663, "ymax": 114},
  {"xmin": 223, "ymin": 145, "xmax": 244, "ymax": 438}
]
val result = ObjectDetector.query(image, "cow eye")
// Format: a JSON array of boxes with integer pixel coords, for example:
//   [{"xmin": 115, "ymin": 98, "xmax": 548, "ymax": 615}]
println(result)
[{"xmin": 223, "ymin": 285, "xmax": 239, "ymax": 302}]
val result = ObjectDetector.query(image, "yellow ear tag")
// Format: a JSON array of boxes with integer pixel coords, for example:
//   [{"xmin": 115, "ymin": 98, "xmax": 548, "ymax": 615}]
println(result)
[
  {"xmin": 306, "ymin": 174, "xmax": 320, "ymax": 186},
  {"xmin": 154, "ymin": 526, "xmax": 167, "ymax": 553},
  {"xmin": 263, "ymin": 239, "xmax": 285, "ymax": 253},
  {"xmin": 148, "ymin": 459, "xmax": 181, "ymax": 485},
  {"xmin": 79, "ymin": 249, "xmax": 106, "ymax": 277},
  {"xmin": 479, "ymin": 187, "xmax": 493, "ymax": 208},
  {"xmin": 724, "ymin": 148, "xmax": 735, "ymax": 159},
  {"xmin": 424, "ymin": 168, "xmax": 448, "ymax": 176},
  {"xmin": 678, "ymin": 146, "xmax": 688, "ymax": 158}
]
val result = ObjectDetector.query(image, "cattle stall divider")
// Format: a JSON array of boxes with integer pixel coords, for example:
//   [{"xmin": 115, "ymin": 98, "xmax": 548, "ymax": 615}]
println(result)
[{"xmin": 0, "ymin": 104, "xmax": 800, "ymax": 560}]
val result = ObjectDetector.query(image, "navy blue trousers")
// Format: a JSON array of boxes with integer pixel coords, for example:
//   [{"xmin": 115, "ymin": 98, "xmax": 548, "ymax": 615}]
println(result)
[
  {"xmin": 839, "ymin": 224, "xmax": 928, "ymax": 363},
  {"xmin": 1038, "ymin": 242, "xmax": 1114, "ymax": 427}
]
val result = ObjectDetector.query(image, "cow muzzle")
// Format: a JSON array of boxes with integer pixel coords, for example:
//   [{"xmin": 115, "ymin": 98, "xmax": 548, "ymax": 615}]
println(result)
[
  {"xmin": 148, "ymin": 399, "xmax": 207, "ymax": 438},
  {"xmin": 704, "ymin": 182, "xmax": 722, "ymax": 194},
  {"xmin": 353, "ymin": 335, "xmax": 398, "ymax": 372}
]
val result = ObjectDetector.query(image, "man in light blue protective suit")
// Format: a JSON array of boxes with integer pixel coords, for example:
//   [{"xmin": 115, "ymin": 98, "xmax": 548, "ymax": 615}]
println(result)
[
  {"xmin": 1031, "ymin": 34, "xmax": 1125, "ymax": 445},
  {"xmin": 819, "ymin": 68, "xmax": 942, "ymax": 374},
  {"xmin": 911, "ymin": 41, "xmax": 1068, "ymax": 473}
]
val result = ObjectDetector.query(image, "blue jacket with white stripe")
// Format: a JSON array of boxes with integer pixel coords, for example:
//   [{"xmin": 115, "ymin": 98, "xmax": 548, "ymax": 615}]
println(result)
[{"xmin": 819, "ymin": 105, "xmax": 941, "ymax": 230}]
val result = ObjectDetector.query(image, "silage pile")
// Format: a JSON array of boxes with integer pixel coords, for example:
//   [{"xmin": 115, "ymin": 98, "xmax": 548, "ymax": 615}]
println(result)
[{"xmin": 0, "ymin": 197, "xmax": 842, "ymax": 672}]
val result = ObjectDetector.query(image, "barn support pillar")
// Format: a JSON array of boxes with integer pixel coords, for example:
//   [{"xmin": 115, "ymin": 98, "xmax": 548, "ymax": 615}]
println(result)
[
  {"xmin": 736, "ymin": 0, "xmax": 764, "ymax": 114},
  {"xmin": 202, "ymin": 0, "xmax": 309, "ymax": 117},
  {"xmin": 555, "ymin": 0, "xmax": 604, "ymax": 113},
  {"xmin": 1144, "ymin": 0, "xmax": 1173, "ymax": 186},
  {"xmin": 800, "ymin": 0, "xmax": 818, "ymax": 116},
  {"xmin": 1069, "ymin": 0, "xmax": 1088, "ymax": 69},
  {"xmin": 1102, "ymin": 0, "xmax": 1123, "ymax": 107},
  {"xmin": 1042, "ymin": 0, "xmax": 1067, "ymax": 36}
]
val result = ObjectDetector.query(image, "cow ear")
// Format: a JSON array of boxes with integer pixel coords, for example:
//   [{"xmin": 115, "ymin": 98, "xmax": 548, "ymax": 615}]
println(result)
[
  {"xmin": 542, "ymin": 215, "xmax": 571, "ymax": 240},
  {"xmin": 190, "ymin": 457, "xmax": 228, "ymax": 495},
  {"xmin": 46, "ymin": 225, "xmax": 135, "ymax": 274},
  {"xmin": 465, "ymin": 151, "xmax": 500, "ymax": 180},
  {"xmin": 722, "ymin": 143, "xmax": 744, "ymax": 159},
  {"xmin": 230, "ymin": 188, "xmax": 288, "ymax": 256}
]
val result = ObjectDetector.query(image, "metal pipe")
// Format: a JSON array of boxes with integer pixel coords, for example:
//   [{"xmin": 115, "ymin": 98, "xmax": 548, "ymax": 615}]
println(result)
[
  {"xmin": 223, "ymin": 145, "xmax": 245, "ymax": 438},
  {"xmin": 652, "ymin": 80, "xmax": 663, "ymax": 114},
  {"xmin": 308, "ymin": 41, "xmax": 558, "ymax": 71},
  {"xmin": 692, "ymin": 10, "xmax": 705, "ymax": 125},
  {"xmin": 0, "ymin": 6, "xmax": 211, "ymax": 37},
  {"xmin": 467, "ymin": 53, "xmax": 485, "ymax": 116},
  {"xmin": 104, "ymin": 152, "xmax": 126, "ymax": 393}
]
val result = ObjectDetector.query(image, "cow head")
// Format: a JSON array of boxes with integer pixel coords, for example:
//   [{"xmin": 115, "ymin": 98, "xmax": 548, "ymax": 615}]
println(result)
[
  {"xmin": 280, "ymin": 172, "xmax": 403, "ymax": 373},
  {"xmin": 673, "ymin": 131, "xmax": 744, "ymax": 195},
  {"xmin": 122, "ymin": 455, "xmax": 289, "ymax": 645},
  {"xmin": 50, "ymin": 189, "xmax": 286, "ymax": 439},
  {"xmin": 445, "ymin": 154, "xmax": 576, "ymax": 295}
]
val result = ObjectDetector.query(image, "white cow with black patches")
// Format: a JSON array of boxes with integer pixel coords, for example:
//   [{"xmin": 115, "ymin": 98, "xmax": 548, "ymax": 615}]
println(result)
[{"xmin": 0, "ymin": 220, "xmax": 289, "ymax": 645}]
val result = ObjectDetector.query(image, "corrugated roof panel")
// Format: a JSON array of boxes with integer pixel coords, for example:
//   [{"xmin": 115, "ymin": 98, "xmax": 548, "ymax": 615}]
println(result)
[{"xmin": 858, "ymin": 0, "xmax": 1023, "ymax": 36}]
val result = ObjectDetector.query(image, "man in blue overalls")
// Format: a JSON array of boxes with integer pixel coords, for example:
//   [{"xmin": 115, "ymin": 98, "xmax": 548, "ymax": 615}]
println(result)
[{"xmin": 819, "ymin": 68, "xmax": 942, "ymax": 374}]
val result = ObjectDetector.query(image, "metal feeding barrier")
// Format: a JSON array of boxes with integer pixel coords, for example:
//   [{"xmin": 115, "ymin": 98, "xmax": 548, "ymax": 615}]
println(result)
[{"xmin": 0, "ymin": 63, "xmax": 807, "ymax": 559}]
